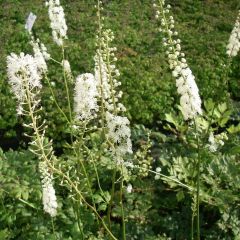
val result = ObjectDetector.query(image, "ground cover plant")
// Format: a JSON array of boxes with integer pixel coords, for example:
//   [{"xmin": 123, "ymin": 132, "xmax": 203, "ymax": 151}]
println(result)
[{"xmin": 0, "ymin": 0, "xmax": 240, "ymax": 239}]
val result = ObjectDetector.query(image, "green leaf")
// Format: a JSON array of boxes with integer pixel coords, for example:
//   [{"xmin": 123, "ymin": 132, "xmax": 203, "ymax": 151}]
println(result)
[
  {"xmin": 176, "ymin": 190, "xmax": 185, "ymax": 202},
  {"xmin": 93, "ymin": 194, "xmax": 104, "ymax": 204},
  {"xmin": 98, "ymin": 203, "xmax": 107, "ymax": 211},
  {"xmin": 165, "ymin": 113, "xmax": 177, "ymax": 126},
  {"xmin": 218, "ymin": 102, "xmax": 227, "ymax": 113}
]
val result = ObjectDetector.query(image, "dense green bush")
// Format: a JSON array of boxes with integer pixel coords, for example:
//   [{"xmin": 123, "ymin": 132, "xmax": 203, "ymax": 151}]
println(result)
[{"xmin": 0, "ymin": 0, "xmax": 239, "ymax": 146}]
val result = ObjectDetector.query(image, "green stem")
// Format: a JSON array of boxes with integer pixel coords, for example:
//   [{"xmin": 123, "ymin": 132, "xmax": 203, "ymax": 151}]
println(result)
[
  {"xmin": 191, "ymin": 211, "xmax": 194, "ymax": 240},
  {"xmin": 107, "ymin": 168, "xmax": 117, "ymax": 229},
  {"xmin": 136, "ymin": 166, "xmax": 193, "ymax": 191},
  {"xmin": 92, "ymin": 161, "xmax": 105, "ymax": 198},
  {"xmin": 74, "ymin": 201, "xmax": 84, "ymax": 239},
  {"xmin": 96, "ymin": 0, "xmax": 106, "ymax": 133},
  {"xmin": 51, "ymin": 218, "xmax": 57, "ymax": 240},
  {"xmin": 50, "ymin": 57, "xmax": 62, "ymax": 65},
  {"xmin": 120, "ymin": 165, "xmax": 126, "ymax": 240},
  {"xmin": 194, "ymin": 118, "xmax": 200, "ymax": 240},
  {"xmin": 18, "ymin": 198, "xmax": 38, "ymax": 209},
  {"xmin": 44, "ymin": 73, "xmax": 70, "ymax": 124},
  {"xmin": 74, "ymin": 144, "xmax": 100, "ymax": 226}
]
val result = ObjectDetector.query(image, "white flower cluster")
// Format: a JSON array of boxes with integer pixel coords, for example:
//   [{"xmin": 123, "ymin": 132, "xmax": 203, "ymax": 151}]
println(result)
[
  {"xmin": 46, "ymin": 0, "xmax": 67, "ymax": 46},
  {"xmin": 74, "ymin": 73, "xmax": 99, "ymax": 121},
  {"xmin": 226, "ymin": 10, "xmax": 240, "ymax": 57},
  {"xmin": 7, "ymin": 53, "xmax": 43, "ymax": 114},
  {"xmin": 106, "ymin": 112, "xmax": 132, "ymax": 163},
  {"xmin": 153, "ymin": 1, "xmax": 202, "ymax": 120},
  {"xmin": 30, "ymin": 36, "xmax": 50, "ymax": 74},
  {"xmin": 208, "ymin": 132, "xmax": 228, "ymax": 153},
  {"xmin": 39, "ymin": 161, "xmax": 58, "ymax": 217}
]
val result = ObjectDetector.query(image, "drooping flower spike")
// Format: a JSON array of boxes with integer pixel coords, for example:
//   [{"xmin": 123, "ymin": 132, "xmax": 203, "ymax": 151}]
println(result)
[{"xmin": 153, "ymin": 0, "xmax": 202, "ymax": 120}]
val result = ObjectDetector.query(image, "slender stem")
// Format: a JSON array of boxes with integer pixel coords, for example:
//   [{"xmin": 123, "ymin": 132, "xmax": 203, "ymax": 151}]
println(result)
[
  {"xmin": 136, "ymin": 166, "xmax": 193, "ymax": 191},
  {"xmin": 120, "ymin": 165, "xmax": 126, "ymax": 240},
  {"xmin": 96, "ymin": 0, "xmax": 106, "ymax": 133},
  {"xmin": 74, "ymin": 201, "xmax": 84, "ymax": 239},
  {"xmin": 18, "ymin": 198, "xmax": 38, "ymax": 209},
  {"xmin": 51, "ymin": 218, "xmax": 57, "ymax": 240},
  {"xmin": 193, "ymin": 118, "xmax": 200, "ymax": 240},
  {"xmin": 191, "ymin": 211, "xmax": 194, "ymax": 240},
  {"xmin": 92, "ymin": 160, "xmax": 105, "ymax": 197},
  {"xmin": 50, "ymin": 57, "xmax": 62, "ymax": 65},
  {"xmin": 107, "ymin": 168, "xmax": 117, "ymax": 228},
  {"xmin": 73, "ymin": 143, "xmax": 100, "ymax": 226},
  {"xmin": 44, "ymin": 73, "xmax": 70, "ymax": 124}
]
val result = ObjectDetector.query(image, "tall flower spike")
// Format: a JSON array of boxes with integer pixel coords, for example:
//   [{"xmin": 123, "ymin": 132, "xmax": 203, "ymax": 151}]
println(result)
[
  {"xmin": 95, "ymin": 1, "xmax": 132, "ymax": 163},
  {"xmin": 45, "ymin": 0, "xmax": 67, "ymax": 46},
  {"xmin": 74, "ymin": 73, "xmax": 99, "ymax": 121},
  {"xmin": 94, "ymin": 1, "xmax": 125, "ymax": 115},
  {"xmin": 226, "ymin": 10, "xmax": 240, "ymax": 57},
  {"xmin": 154, "ymin": 1, "xmax": 202, "ymax": 120},
  {"xmin": 94, "ymin": 29, "xmax": 125, "ymax": 114}
]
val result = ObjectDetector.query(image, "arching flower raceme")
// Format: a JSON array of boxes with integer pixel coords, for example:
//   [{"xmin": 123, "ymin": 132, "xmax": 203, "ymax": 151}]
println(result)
[
  {"xmin": 39, "ymin": 161, "xmax": 58, "ymax": 217},
  {"xmin": 45, "ymin": 0, "xmax": 67, "ymax": 46},
  {"xmin": 106, "ymin": 112, "xmax": 132, "ymax": 163},
  {"xmin": 6, "ymin": 53, "xmax": 42, "ymax": 114},
  {"xmin": 74, "ymin": 73, "xmax": 99, "ymax": 121},
  {"xmin": 226, "ymin": 10, "xmax": 240, "ymax": 57},
  {"xmin": 153, "ymin": 1, "xmax": 202, "ymax": 120},
  {"xmin": 7, "ymin": 51, "xmax": 57, "ymax": 218}
]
